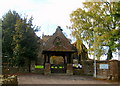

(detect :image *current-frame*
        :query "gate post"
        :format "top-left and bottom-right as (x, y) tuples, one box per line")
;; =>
(66, 64), (73, 75)
(66, 54), (73, 75)
(44, 63), (51, 75)
(109, 60), (119, 80)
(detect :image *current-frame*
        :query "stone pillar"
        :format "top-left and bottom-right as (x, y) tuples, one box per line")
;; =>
(109, 60), (119, 80)
(31, 61), (35, 73)
(66, 64), (73, 75)
(44, 63), (51, 75)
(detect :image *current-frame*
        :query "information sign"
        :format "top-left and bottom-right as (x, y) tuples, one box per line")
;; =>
(100, 64), (109, 69)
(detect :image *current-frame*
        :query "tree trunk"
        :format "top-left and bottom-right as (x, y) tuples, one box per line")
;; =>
(78, 54), (81, 63)
(107, 47), (113, 60)
(28, 59), (31, 72)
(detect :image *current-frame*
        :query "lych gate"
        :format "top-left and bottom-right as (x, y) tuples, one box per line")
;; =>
(42, 26), (77, 75)
(43, 51), (75, 73)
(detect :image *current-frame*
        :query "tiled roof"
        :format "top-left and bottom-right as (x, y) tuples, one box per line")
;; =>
(43, 26), (76, 52)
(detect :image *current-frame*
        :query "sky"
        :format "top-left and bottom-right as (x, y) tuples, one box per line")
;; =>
(0, 0), (85, 41)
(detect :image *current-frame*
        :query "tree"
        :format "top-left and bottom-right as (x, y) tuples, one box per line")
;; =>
(2, 10), (21, 64)
(13, 17), (39, 71)
(2, 11), (40, 71)
(68, 2), (120, 60)
(112, 1), (120, 18)
(73, 38), (88, 61)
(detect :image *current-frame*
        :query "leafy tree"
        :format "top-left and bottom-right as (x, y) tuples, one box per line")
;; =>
(2, 11), (40, 72)
(112, 1), (120, 18)
(13, 17), (39, 71)
(68, 2), (120, 60)
(73, 38), (88, 61)
(2, 10), (21, 64)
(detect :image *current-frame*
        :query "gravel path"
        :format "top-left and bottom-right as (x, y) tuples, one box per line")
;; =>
(18, 74), (119, 85)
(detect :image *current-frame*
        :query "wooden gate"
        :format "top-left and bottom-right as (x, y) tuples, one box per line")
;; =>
(51, 64), (66, 73)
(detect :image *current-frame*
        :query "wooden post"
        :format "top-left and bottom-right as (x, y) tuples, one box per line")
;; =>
(44, 54), (46, 64)
(63, 55), (66, 64)
(48, 54), (50, 63)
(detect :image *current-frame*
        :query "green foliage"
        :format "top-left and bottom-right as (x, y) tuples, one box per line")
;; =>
(112, 1), (120, 18)
(13, 17), (39, 67)
(2, 10), (40, 68)
(2, 10), (21, 64)
(68, 2), (120, 60)
(2, 10), (20, 59)
(74, 40), (88, 60)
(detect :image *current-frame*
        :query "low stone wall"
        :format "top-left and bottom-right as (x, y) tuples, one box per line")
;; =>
(118, 61), (120, 79)
(79, 60), (120, 81)
(81, 60), (94, 76)
(3, 65), (45, 75)
(73, 69), (83, 75)
(96, 61), (109, 79)
(96, 60), (120, 81)
(35, 68), (44, 74)
(109, 60), (120, 80)
(2, 67), (29, 74)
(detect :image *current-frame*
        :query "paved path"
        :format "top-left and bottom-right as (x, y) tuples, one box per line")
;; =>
(18, 74), (119, 85)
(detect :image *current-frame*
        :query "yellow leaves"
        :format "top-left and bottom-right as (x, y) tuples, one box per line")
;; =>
(16, 44), (19, 49)
(89, 48), (94, 51)
(100, 32), (109, 39)
(111, 29), (118, 35)
(68, 1), (120, 59)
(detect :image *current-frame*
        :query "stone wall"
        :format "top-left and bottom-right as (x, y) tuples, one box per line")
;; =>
(109, 60), (120, 80)
(79, 60), (120, 81)
(96, 60), (120, 81)
(81, 60), (94, 75)
(96, 61), (109, 79)
(2, 67), (29, 74)
(118, 61), (120, 79)
(73, 69), (83, 75)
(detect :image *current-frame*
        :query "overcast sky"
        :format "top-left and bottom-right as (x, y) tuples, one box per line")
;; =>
(0, 0), (85, 41)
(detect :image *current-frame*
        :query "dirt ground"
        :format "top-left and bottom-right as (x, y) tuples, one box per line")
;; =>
(17, 73), (120, 85)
